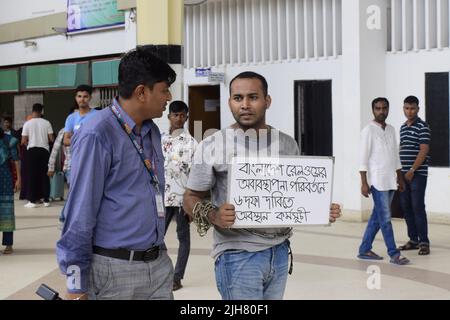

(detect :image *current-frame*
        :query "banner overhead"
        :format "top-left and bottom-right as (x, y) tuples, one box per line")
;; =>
(67, 0), (125, 33)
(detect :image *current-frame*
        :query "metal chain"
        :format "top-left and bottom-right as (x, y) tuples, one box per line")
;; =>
(192, 201), (216, 237)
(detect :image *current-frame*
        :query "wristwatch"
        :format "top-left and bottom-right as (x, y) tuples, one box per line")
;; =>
(409, 168), (415, 172)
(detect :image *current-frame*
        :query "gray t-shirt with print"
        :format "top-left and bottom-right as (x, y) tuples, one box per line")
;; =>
(187, 126), (300, 259)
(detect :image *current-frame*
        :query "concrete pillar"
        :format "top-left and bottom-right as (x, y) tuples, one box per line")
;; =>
(341, 0), (388, 221)
(136, 0), (184, 131)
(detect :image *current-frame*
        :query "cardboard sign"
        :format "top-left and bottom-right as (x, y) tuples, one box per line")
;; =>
(228, 156), (334, 228)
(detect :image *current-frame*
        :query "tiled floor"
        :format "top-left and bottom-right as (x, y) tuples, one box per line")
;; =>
(1, 198), (450, 300)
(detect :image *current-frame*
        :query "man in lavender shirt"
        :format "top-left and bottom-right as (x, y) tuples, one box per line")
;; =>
(56, 46), (176, 300)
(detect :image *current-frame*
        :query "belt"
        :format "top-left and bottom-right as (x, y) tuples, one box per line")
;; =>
(93, 245), (160, 262)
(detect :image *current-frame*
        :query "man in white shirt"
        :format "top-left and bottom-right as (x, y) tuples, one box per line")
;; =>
(21, 103), (54, 208)
(161, 101), (197, 291)
(357, 97), (410, 265)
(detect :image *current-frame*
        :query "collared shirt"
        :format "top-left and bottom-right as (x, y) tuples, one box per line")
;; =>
(56, 99), (166, 293)
(48, 128), (71, 172)
(359, 121), (402, 191)
(161, 129), (197, 207)
(64, 109), (97, 170)
(64, 109), (98, 133)
(399, 117), (431, 176)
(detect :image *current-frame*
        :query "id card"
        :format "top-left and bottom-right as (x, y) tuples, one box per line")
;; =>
(156, 194), (165, 217)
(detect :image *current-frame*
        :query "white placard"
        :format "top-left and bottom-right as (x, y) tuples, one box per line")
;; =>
(227, 156), (334, 228)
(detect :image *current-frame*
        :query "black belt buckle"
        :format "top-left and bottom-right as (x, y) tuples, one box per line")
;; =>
(142, 246), (159, 262)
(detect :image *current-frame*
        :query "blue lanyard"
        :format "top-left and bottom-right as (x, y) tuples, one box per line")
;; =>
(109, 102), (160, 193)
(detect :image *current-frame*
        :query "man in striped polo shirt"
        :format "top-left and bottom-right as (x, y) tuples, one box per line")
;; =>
(398, 95), (431, 255)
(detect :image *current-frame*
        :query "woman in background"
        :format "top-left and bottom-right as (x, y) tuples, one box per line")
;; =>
(0, 127), (21, 254)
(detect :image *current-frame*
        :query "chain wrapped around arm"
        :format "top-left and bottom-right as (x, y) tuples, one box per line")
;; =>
(192, 201), (217, 237)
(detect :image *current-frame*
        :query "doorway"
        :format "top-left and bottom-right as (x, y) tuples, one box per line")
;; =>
(44, 90), (77, 134)
(188, 85), (221, 141)
(294, 80), (333, 156)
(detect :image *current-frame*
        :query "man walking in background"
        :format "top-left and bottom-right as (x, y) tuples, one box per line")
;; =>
(21, 103), (54, 208)
(63, 84), (97, 184)
(162, 101), (197, 291)
(357, 97), (409, 265)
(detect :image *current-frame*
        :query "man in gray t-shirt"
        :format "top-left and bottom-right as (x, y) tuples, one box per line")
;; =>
(184, 71), (341, 300)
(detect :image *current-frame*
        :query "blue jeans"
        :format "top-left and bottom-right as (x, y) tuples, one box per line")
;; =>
(164, 207), (190, 282)
(64, 170), (70, 185)
(214, 240), (289, 300)
(399, 174), (429, 246)
(359, 187), (400, 258)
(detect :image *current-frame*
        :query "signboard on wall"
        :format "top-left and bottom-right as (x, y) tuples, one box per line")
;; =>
(67, 0), (125, 33)
(195, 67), (211, 77)
(208, 72), (225, 83)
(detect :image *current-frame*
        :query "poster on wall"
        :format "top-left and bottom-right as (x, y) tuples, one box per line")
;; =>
(67, 0), (125, 33)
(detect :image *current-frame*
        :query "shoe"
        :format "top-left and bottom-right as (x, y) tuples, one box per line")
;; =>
(44, 202), (50, 207)
(357, 250), (383, 260)
(390, 255), (410, 265)
(418, 245), (430, 255)
(24, 202), (38, 208)
(173, 280), (183, 291)
(398, 241), (419, 251)
(2, 246), (13, 254)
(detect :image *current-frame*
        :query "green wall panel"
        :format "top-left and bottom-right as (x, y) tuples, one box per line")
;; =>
(92, 59), (120, 86)
(0, 69), (19, 92)
(58, 64), (77, 87)
(26, 64), (59, 88)
(21, 62), (90, 90)
(75, 62), (89, 86)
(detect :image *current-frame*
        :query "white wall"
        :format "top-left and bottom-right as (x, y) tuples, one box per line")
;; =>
(386, 49), (450, 218)
(0, 7), (136, 67)
(183, 58), (346, 205)
(0, 29), (127, 66)
(0, 0), (66, 24)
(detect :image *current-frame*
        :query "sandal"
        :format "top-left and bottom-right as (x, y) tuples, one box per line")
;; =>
(390, 255), (410, 265)
(357, 250), (383, 260)
(418, 245), (430, 255)
(398, 241), (419, 251)
(3, 246), (13, 254)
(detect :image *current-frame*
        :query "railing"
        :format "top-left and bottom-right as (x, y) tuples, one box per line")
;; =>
(388, 0), (450, 52)
(184, 0), (342, 68)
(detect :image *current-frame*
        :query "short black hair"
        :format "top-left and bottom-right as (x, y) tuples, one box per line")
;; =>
(169, 100), (188, 114)
(229, 71), (268, 97)
(3, 116), (12, 123)
(118, 45), (176, 99)
(32, 103), (44, 113)
(75, 84), (92, 95)
(404, 95), (419, 105)
(371, 97), (389, 110)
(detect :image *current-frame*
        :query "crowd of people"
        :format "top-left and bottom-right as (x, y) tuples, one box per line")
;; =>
(0, 45), (432, 300)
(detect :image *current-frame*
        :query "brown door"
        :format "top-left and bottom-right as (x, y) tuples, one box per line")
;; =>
(188, 85), (221, 141)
